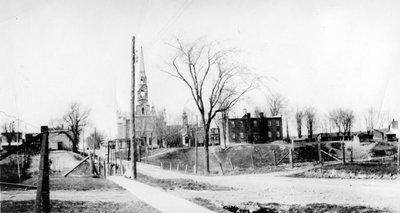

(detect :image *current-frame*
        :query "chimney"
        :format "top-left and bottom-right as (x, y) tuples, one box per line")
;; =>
(259, 112), (264, 118)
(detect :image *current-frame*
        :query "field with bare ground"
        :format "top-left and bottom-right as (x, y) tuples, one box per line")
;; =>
(291, 163), (398, 179)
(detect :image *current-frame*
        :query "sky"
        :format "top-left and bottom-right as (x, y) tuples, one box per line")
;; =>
(1, 0), (399, 138)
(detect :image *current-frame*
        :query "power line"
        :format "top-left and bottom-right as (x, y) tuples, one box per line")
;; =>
(0, 110), (40, 129)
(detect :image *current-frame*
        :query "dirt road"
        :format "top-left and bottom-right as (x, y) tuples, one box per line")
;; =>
(137, 162), (400, 212)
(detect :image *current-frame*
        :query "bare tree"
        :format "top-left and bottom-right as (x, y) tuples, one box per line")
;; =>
(86, 130), (105, 149)
(267, 94), (286, 116)
(166, 38), (254, 173)
(2, 122), (16, 146)
(304, 107), (317, 142)
(59, 103), (90, 153)
(282, 109), (291, 141)
(319, 115), (331, 134)
(295, 109), (303, 138)
(329, 108), (355, 140)
(154, 109), (167, 147)
(377, 111), (393, 129)
(363, 107), (378, 133)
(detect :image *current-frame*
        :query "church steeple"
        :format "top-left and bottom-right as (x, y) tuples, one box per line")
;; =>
(137, 47), (149, 115)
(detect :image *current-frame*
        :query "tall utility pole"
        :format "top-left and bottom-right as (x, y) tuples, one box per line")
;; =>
(131, 36), (137, 179)
(194, 115), (198, 174)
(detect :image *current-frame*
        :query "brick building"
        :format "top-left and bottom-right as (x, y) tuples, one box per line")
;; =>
(228, 112), (283, 144)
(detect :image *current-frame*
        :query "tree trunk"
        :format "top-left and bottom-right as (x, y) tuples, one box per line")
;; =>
(204, 130), (210, 174)
(297, 122), (302, 138)
(286, 121), (290, 142)
(222, 112), (227, 148)
(203, 120), (210, 174)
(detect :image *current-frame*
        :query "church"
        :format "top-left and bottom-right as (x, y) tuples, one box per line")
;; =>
(116, 47), (157, 148)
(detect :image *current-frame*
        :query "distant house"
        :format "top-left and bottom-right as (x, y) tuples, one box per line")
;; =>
(354, 132), (373, 143)
(316, 132), (353, 142)
(48, 128), (73, 150)
(0, 132), (23, 147)
(227, 112), (283, 144)
(373, 129), (397, 142)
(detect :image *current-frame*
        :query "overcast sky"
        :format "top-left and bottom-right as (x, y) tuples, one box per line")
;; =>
(1, 0), (399, 137)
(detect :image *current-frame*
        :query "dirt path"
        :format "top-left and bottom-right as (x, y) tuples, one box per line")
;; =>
(137, 162), (400, 212)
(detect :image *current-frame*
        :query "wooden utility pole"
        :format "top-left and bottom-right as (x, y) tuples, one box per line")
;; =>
(94, 128), (96, 157)
(194, 115), (198, 174)
(131, 36), (137, 179)
(34, 126), (50, 213)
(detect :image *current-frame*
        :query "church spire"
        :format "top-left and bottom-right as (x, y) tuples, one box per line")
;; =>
(140, 46), (145, 75)
(137, 46), (149, 114)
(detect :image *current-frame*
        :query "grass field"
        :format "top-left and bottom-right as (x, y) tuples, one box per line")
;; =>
(221, 201), (390, 213)
(136, 172), (234, 191)
(190, 198), (390, 213)
(291, 163), (399, 179)
(145, 144), (292, 175)
(0, 200), (160, 213)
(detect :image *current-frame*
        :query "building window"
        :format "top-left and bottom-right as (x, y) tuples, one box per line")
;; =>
(253, 133), (259, 140)
(276, 120), (280, 126)
(268, 120), (272, 127)
(232, 133), (236, 139)
(268, 131), (272, 138)
(253, 120), (258, 127)
(277, 131), (280, 138)
(142, 107), (145, 115)
(240, 132), (244, 139)
(231, 121), (235, 127)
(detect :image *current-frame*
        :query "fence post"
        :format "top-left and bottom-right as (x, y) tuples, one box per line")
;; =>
(229, 158), (234, 170)
(350, 140), (354, 163)
(318, 143), (323, 166)
(185, 164), (188, 173)
(160, 162), (163, 169)
(219, 162), (224, 175)
(34, 126), (50, 213)
(170, 161), (172, 171)
(290, 139), (294, 168)
(177, 163), (180, 171)
(341, 142), (346, 164)
(250, 154), (255, 169)
(273, 150), (277, 166)
(17, 153), (21, 183)
(103, 160), (106, 177)
(98, 157), (101, 176)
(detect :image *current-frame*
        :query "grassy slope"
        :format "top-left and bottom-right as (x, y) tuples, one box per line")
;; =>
(145, 144), (291, 174)
(292, 163), (398, 179)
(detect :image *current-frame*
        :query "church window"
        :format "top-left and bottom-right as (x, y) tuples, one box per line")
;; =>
(142, 107), (145, 115)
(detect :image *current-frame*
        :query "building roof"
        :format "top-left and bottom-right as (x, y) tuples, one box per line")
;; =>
(374, 129), (396, 135)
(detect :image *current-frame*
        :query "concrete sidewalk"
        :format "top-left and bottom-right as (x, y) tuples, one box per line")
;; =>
(108, 176), (215, 213)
